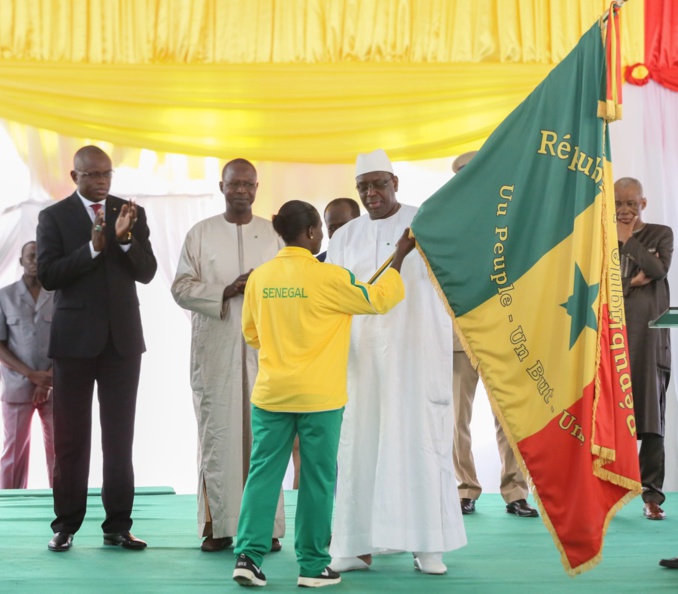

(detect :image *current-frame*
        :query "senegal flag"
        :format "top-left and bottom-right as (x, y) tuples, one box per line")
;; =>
(411, 7), (640, 576)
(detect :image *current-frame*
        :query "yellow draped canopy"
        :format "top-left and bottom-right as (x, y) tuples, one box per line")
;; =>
(0, 0), (644, 163)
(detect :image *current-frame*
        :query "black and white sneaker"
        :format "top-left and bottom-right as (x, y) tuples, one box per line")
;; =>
(297, 567), (341, 588)
(233, 553), (267, 587)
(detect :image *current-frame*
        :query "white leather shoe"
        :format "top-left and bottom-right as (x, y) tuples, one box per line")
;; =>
(329, 557), (371, 573)
(413, 552), (447, 575)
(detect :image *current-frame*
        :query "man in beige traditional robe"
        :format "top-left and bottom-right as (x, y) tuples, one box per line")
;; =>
(172, 159), (285, 552)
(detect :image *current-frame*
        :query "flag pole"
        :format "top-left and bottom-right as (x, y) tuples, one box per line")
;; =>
(367, 228), (416, 284)
(603, 0), (628, 22)
(367, 251), (395, 284)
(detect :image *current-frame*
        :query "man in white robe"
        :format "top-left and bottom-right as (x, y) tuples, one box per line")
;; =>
(328, 149), (466, 575)
(172, 159), (285, 552)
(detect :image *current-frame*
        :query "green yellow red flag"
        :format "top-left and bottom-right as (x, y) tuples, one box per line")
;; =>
(411, 5), (640, 576)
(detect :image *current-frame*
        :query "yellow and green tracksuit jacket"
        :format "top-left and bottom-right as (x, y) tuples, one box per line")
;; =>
(242, 246), (404, 412)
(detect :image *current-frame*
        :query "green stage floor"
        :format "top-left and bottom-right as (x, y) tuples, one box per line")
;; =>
(0, 489), (676, 593)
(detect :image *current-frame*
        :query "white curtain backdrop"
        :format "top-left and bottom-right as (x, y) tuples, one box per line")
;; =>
(609, 81), (678, 491)
(0, 150), (460, 493)
(1, 81), (677, 495)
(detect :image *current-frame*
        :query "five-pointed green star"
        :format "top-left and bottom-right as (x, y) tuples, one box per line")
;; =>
(560, 264), (599, 349)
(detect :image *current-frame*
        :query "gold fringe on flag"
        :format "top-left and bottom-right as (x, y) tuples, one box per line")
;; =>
(598, 2), (624, 121)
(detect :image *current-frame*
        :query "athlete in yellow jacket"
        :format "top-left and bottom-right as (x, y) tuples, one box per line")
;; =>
(233, 200), (414, 588)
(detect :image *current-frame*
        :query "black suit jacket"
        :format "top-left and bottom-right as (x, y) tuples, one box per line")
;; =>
(36, 193), (157, 359)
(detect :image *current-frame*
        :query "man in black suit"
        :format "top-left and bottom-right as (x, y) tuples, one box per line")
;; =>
(37, 145), (157, 552)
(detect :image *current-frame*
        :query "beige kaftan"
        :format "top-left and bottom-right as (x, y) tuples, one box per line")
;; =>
(171, 214), (286, 538)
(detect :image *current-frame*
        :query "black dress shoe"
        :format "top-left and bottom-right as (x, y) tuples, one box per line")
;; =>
(506, 499), (539, 517)
(460, 498), (476, 514)
(103, 531), (147, 550)
(48, 532), (74, 552)
(659, 556), (678, 569)
(270, 537), (282, 552)
(201, 535), (233, 552)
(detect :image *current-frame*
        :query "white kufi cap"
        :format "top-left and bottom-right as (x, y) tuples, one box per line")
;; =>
(355, 149), (394, 178)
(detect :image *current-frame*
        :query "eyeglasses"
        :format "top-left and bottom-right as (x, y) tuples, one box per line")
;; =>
(75, 170), (114, 180)
(356, 177), (393, 195)
(224, 181), (256, 190)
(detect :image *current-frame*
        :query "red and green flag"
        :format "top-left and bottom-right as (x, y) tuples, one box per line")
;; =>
(411, 6), (640, 576)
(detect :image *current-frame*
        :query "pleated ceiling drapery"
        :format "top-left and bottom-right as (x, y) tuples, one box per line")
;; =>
(0, 60), (555, 162)
(0, 0), (644, 64)
(0, 0), (644, 164)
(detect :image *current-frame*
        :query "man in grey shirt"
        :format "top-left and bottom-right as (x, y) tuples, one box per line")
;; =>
(0, 241), (54, 489)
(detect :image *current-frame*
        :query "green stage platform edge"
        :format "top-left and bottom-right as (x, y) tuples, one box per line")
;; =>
(0, 486), (176, 498)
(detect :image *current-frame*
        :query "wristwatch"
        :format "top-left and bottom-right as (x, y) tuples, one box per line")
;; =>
(118, 232), (132, 245)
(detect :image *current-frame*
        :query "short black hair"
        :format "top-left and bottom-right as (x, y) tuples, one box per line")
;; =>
(20, 240), (36, 258)
(324, 198), (360, 218)
(222, 158), (256, 179)
(272, 201), (320, 243)
(73, 145), (109, 168)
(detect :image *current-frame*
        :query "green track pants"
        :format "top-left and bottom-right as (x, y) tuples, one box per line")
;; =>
(235, 405), (343, 577)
